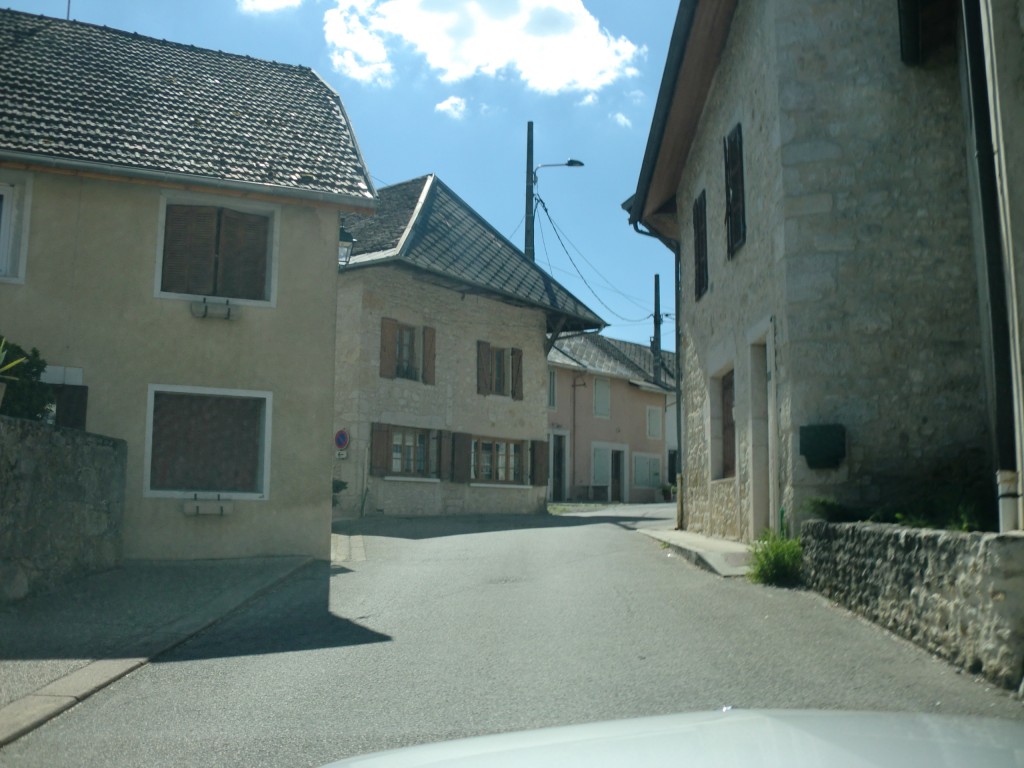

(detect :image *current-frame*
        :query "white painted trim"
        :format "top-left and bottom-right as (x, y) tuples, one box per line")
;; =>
(469, 483), (533, 490)
(591, 440), (630, 503)
(153, 190), (281, 307)
(384, 476), (441, 484)
(593, 375), (611, 419)
(646, 405), (663, 439)
(143, 383), (273, 500)
(0, 170), (32, 283)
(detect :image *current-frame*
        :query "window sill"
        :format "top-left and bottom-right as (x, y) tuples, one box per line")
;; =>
(469, 483), (532, 490)
(145, 490), (267, 501)
(156, 290), (274, 308)
(384, 476), (441, 484)
(0, 275), (25, 284)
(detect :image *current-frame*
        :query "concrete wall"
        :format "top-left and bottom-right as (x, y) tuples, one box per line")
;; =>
(802, 520), (1024, 690)
(673, 0), (989, 540)
(0, 168), (339, 560)
(547, 364), (669, 503)
(333, 267), (548, 516)
(0, 416), (126, 601)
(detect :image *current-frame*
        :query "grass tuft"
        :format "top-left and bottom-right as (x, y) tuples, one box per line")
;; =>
(747, 530), (803, 588)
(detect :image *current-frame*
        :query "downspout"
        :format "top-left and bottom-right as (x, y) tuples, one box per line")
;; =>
(961, 0), (1020, 530)
(634, 222), (686, 529)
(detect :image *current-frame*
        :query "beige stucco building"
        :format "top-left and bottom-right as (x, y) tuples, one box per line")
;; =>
(628, 0), (998, 540)
(333, 175), (602, 517)
(547, 335), (674, 504)
(0, 11), (375, 559)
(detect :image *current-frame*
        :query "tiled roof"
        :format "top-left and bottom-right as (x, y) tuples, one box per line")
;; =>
(0, 9), (375, 205)
(550, 333), (675, 389)
(341, 175), (605, 333)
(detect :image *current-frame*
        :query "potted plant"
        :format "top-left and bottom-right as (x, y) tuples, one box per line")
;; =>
(0, 337), (28, 409)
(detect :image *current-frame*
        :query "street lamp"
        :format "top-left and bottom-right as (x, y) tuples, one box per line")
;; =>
(524, 121), (583, 263)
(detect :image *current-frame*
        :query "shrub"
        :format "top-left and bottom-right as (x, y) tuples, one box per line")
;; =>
(748, 529), (803, 588)
(0, 337), (50, 420)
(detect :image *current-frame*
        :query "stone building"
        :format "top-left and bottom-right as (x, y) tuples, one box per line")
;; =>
(334, 174), (602, 517)
(626, 0), (996, 540)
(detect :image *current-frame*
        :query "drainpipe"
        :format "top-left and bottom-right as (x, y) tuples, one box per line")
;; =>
(961, 0), (1020, 530)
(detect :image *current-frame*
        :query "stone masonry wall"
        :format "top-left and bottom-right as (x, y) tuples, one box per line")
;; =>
(0, 416), (126, 601)
(803, 520), (1024, 689)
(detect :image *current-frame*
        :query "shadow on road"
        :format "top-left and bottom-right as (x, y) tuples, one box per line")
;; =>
(333, 510), (672, 540)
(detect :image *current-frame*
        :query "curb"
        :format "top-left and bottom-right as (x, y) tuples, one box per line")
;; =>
(638, 529), (750, 578)
(0, 557), (313, 748)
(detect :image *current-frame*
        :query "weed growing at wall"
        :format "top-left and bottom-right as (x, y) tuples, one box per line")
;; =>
(0, 337), (49, 421)
(748, 529), (803, 588)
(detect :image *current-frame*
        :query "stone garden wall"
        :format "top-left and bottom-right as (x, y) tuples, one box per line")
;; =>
(0, 415), (126, 601)
(802, 520), (1024, 690)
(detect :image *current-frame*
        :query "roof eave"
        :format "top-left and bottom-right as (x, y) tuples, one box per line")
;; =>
(0, 149), (378, 211)
(628, 0), (738, 231)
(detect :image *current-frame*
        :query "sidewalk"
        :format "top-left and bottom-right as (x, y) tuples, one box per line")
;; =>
(637, 526), (751, 577)
(0, 556), (310, 747)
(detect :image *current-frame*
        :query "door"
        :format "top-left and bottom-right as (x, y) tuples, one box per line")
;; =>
(551, 434), (566, 501)
(611, 450), (623, 502)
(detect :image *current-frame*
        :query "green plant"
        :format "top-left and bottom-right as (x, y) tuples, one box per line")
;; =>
(801, 496), (864, 523)
(0, 337), (49, 420)
(748, 529), (803, 588)
(332, 479), (348, 494)
(0, 337), (27, 380)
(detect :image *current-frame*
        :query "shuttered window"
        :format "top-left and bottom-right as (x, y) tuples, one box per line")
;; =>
(724, 124), (746, 258)
(594, 377), (611, 418)
(693, 191), (708, 300)
(369, 422), (443, 479)
(477, 341), (524, 399)
(149, 390), (267, 495)
(470, 437), (528, 484)
(161, 204), (270, 300)
(380, 318), (436, 384)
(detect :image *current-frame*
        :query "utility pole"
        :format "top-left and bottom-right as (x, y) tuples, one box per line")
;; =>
(525, 121), (535, 262)
(652, 274), (663, 387)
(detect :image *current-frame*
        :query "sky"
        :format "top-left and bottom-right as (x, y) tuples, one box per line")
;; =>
(4, 0), (680, 350)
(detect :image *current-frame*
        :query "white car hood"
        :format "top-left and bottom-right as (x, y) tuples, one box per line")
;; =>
(322, 709), (1024, 768)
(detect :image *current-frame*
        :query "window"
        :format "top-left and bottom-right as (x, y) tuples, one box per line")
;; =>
(547, 368), (557, 409)
(476, 341), (523, 399)
(0, 172), (31, 281)
(160, 202), (273, 301)
(693, 190), (708, 300)
(633, 454), (662, 488)
(711, 368), (736, 480)
(594, 377), (610, 418)
(646, 406), (663, 439)
(370, 423), (444, 479)
(724, 123), (746, 257)
(146, 386), (270, 498)
(471, 438), (526, 484)
(380, 318), (435, 384)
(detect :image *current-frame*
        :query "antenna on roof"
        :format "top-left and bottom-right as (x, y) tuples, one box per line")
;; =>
(66, 1), (71, 20)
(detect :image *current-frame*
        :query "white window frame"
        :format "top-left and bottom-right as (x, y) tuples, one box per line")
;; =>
(0, 171), (33, 283)
(646, 406), (663, 439)
(633, 452), (662, 489)
(143, 384), (273, 500)
(593, 376), (611, 419)
(154, 191), (280, 306)
(547, 368), (557, 410)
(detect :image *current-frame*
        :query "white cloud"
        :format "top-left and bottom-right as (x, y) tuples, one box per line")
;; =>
(578, 92), (598, 107)
(627, 89), (644, 104)
(238, 0), (302, 13)
(611, 112), (632, 128)
(324, 0), (644, 93)
(435, 95), (467, 119)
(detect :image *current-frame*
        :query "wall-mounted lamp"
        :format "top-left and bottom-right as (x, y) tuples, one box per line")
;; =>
(338, 225), (356, 268)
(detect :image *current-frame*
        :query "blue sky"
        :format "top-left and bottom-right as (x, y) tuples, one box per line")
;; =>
(5, 0), (679, 349)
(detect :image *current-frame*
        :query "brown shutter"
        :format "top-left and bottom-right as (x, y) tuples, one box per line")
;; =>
(422, 326), (436, 385)
(452, 432), (472, 484)
(510, 347), (524, 401)
(438, 430), (452, 480)
(218, 208), (269, 300)
(380, 318), (398, 379)
(531, 439), (549, 487)
(370, 422), (391, 476)
(476, 341), (491, 395)
(162, 205), (217, 295)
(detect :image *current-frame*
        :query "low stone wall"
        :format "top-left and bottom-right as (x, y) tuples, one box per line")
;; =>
(802, 520), (1024, 690)
(0, 416), (126, 601)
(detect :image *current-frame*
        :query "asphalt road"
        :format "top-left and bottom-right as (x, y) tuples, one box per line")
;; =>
(2, 506), (1021, 767)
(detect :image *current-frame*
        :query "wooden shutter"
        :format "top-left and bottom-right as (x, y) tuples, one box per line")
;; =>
(438, 430), (452, 480)
(693, 191), (708, 300)
(510, 347), (524, 401)
(151, 393), (262, 492)
(380, 318), (398, 379)
(218, 208), (269, 300)
(370, 422), (391, 477)
(722, 371), (736, 478)
(422, 326), (436, 385)
(452, 432), (472, 483)
(531, 439), (549, 487)
(162, 205), (217, 295)
(724, 124), (746, 257)
(476, 341), (491, 395)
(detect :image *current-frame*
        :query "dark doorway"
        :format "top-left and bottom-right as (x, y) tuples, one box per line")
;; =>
(551, 434), (566, 501)
(611, 450), (623, 502)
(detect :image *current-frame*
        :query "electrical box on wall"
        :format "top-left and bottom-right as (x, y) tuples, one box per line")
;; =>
(799, 424), (846, 469)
